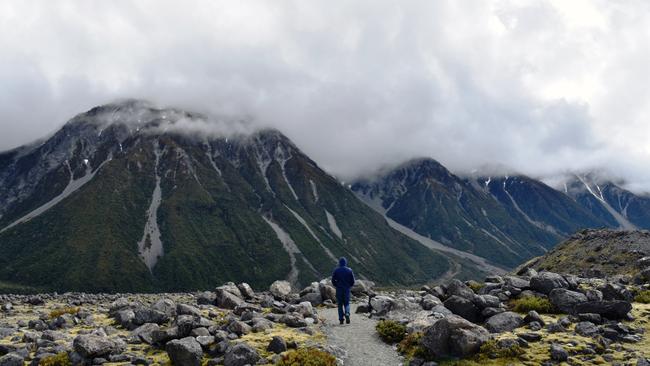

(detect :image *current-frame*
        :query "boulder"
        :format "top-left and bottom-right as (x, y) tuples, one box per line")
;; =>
(446, 280), (475, 300)
(177, 304), (202, 317)
(503, 276), (530, 289)
(473, 295), (501, 309)
(131, 323), (159, 344)
(300, 292), (323, 306)
(421, 295), (443, 310)
(115, 309), (136, 329)
(224, 343), (260, 366)
(133, 308), (168, 325)
(530, 272), (569, 294)
(443, 296), (481, 323)
(151, 298), (176, 318)
(0, 354), (23, 366)
(549, 289), (588, 314)
(197, 291), (216, 305)
(550, 343), (568, 362)
(421, 315), (489, 358)
(267, 336), (287, 354)
(166, 337), (203, 366)
(351, 280), (375, 296)
(217, 282), (244, 298)
(237, 283), (256, 299)
(319, 282), (336, 303)
(573, 301), (632, 320)
(600, 283), (634, 302)
(73, 334), (126, 358)
(484, 312), (524, 333)
(227, 320), (252, 336)
(215, 289), (244, 310)
(523, 311), (545, 326)
(269, 281), (292, 300)
(370, 296), (396, 316)
(575, 321), (599, 337)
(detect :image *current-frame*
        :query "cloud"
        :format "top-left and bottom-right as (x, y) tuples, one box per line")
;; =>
(1, 0), (650, 190)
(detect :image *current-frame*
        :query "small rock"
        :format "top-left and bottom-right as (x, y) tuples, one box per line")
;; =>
(550, 343), (568, 362)
(267, 336), (287, 354)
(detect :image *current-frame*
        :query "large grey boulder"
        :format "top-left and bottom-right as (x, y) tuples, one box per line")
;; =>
(319, 281), (337, 302)
(151, 298), (176, 318)
(599, 283), (634, 302)
(473, 294), (501, 309)
(575, 321), (599, 337)
(446, 280), (475, 300)
(573, 301), (632, 320)
(421, 315), (489, 358)
(196, 291), (216, 305)
(370, 296), (396, 316)
(530, 272), (569, 294)
(484, 311), (524, 333)
(351, 280), (375, 296)
(0, 354), (23, 366)
(269, 281), (292, 300)
(133, 308), (168, 325)
(237, 283), (256, 299)
(215, 289), (244, 310)
(73, 334), (126, 358)
(224, 343), (260, 366)
(131, 323), (160, 344)
(217, 282), (244, 299)
(443, 295), (481, 323)
(177, 304), (202, 317)
(549, 289), (588, 314)
(166, 337), (203, 366)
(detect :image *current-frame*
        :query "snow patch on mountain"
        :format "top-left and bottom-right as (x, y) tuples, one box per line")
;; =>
(310, 180), (319, 202)
(576, 175), (636, 230)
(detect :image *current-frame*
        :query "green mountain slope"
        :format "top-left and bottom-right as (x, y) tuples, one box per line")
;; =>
(0, 101), (458, 292)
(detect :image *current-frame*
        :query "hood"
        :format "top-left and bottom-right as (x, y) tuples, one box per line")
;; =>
(338, 257), (347, 267)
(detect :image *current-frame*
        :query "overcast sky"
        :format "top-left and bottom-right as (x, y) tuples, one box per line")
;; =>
(2, 1), (650, 188)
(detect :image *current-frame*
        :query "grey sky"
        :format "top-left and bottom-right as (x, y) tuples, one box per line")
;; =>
(2, 1), (650, 189)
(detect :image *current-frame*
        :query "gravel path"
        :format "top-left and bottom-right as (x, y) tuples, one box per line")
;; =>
(321, 305), (403, 366)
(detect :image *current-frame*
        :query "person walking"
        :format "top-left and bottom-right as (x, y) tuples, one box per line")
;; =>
(331, 257), (355, 324)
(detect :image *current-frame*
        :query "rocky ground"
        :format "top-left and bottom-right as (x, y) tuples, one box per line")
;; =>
(1, 266), (650, 365)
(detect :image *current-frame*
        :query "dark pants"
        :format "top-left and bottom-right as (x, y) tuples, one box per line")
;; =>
(336, 288), (351, 321)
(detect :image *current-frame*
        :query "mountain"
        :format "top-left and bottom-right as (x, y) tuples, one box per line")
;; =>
(0, 100), (465, 292)
(518, 228), (650, 280)
(352, 158), (650, 269)
(565, 174), (650, 230)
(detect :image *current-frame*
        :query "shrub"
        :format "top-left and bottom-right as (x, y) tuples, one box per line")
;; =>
(397, 332), (434, 361)
(477, 339), (523, 359)
(376, 320), (407, 344)
(49, 307), (80, 319)
(635, 290), (650, 304)
(39, 353), (72, 366)
(511, 296), (554, 314)
(276, 348), (336, 366)
(467, 281), (485, 293)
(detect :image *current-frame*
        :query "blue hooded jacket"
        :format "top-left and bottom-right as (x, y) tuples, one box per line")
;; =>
(331, 257), (355, 293)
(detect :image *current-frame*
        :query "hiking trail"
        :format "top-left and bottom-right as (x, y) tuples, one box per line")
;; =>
(321, 305), (403, 366)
